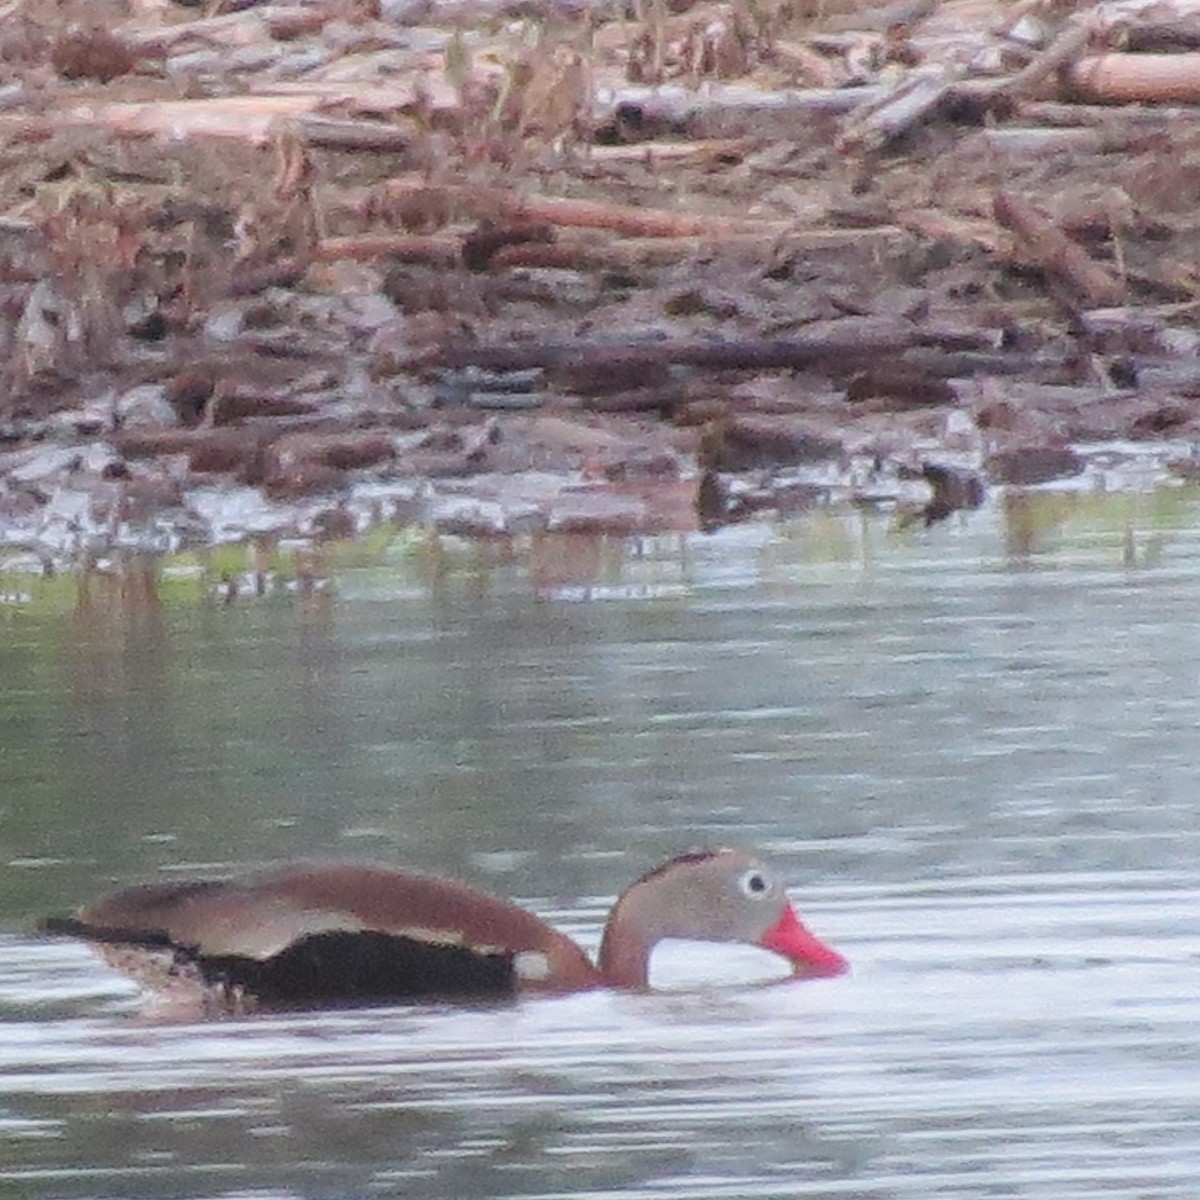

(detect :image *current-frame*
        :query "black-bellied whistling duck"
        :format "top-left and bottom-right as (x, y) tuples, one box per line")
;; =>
(43, 848), (847, 1013)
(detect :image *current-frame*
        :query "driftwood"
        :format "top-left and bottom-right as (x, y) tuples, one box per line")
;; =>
(434, 336), (908, 375)
(832, 5), (1095, 150)
(592, 83), (884, 140)
(316, 226), (910, 273)
(954, 15), (1099, 109)
(1068, 52), (1200, 104)
(586, 139), (753, 163)
(977, 126), (1110, 157)
(293, 117), (416, 154)
(488, 226), (907, 271)
(431, 324), (995, 376)
(838, 63), (967, 153)
(378, 182), (794, 239)
(993, 190), (1124, 308)
(1119, 20), (1200, 53)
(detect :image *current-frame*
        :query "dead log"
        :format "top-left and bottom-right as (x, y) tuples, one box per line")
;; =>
(433, 330), (924, 375)
(488, 227), (907, 272)
(1068, 52), (1200, 104)
(293, 117), (415, 154)
(838, 64), (966, 153)
(952, 15), (1098, 111)
(1118, 20), (1200, 53)
(592, 83), (884, 141)
(378, 182), (792, 239)
(993, 191), (1124, 307)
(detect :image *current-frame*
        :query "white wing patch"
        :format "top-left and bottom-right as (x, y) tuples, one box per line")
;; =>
(514, 951), (551, 982)
(390, 926), (466, 948)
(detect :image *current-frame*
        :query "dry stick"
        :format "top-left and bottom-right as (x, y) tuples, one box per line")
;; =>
(946, 15), (1099, 119)
(379, 181), (793, 238)
(585, 139), (751, 163)
(293, 117), (415, 154)
(899, 209), (1011, 255)
(982, 15), (1098, 101)
(838, 63), (967, 153)
(993, 191), (1124, 308)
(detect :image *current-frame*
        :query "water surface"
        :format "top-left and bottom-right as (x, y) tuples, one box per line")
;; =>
(2, 490), (1198, 1198)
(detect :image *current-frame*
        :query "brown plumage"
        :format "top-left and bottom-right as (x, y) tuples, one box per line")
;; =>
(42, 849), (846, 1014)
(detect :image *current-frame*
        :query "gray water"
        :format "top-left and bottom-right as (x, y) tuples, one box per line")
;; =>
(1, 489), (1199, 1198)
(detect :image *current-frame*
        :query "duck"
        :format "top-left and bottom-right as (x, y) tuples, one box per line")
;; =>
(42, 848), (847, 1013)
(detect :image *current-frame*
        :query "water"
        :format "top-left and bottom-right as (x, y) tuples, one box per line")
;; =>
(1, 489), (1199, 1198)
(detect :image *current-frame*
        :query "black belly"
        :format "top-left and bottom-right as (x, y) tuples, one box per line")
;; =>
(197, 930), (517, 1007)
(44, 916), (518, 1009)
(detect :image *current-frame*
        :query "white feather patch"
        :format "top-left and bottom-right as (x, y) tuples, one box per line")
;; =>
(514, 951), (551, 982)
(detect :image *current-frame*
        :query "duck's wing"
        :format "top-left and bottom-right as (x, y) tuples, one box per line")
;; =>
(52, 863), (599, 1000)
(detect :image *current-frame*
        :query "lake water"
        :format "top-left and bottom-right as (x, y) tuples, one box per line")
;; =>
(1, 487), (1199, 1199)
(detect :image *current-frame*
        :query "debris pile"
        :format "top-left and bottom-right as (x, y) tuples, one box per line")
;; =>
(2, 0), (1200, 557)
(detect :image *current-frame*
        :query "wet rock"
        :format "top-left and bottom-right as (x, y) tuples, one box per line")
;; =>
(918, 462), (985, 524)
(985, 447), (1085, 486)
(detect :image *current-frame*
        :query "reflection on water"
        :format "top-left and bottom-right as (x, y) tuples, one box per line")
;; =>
(3, 488), (1200, 1198)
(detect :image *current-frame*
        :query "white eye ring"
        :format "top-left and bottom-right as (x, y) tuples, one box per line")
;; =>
(739, 869), (771, 898)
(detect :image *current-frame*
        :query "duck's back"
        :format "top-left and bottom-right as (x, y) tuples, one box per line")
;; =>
(73, 863), (600, 1007)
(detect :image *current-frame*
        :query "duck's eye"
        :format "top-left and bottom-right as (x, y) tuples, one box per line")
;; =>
(739, 870), (770, 897)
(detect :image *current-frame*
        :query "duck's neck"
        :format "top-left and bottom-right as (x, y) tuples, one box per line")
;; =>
(597, 891), (659, 990)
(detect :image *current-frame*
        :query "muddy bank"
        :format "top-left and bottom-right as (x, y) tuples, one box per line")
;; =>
(3, 0), (1200, 563)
